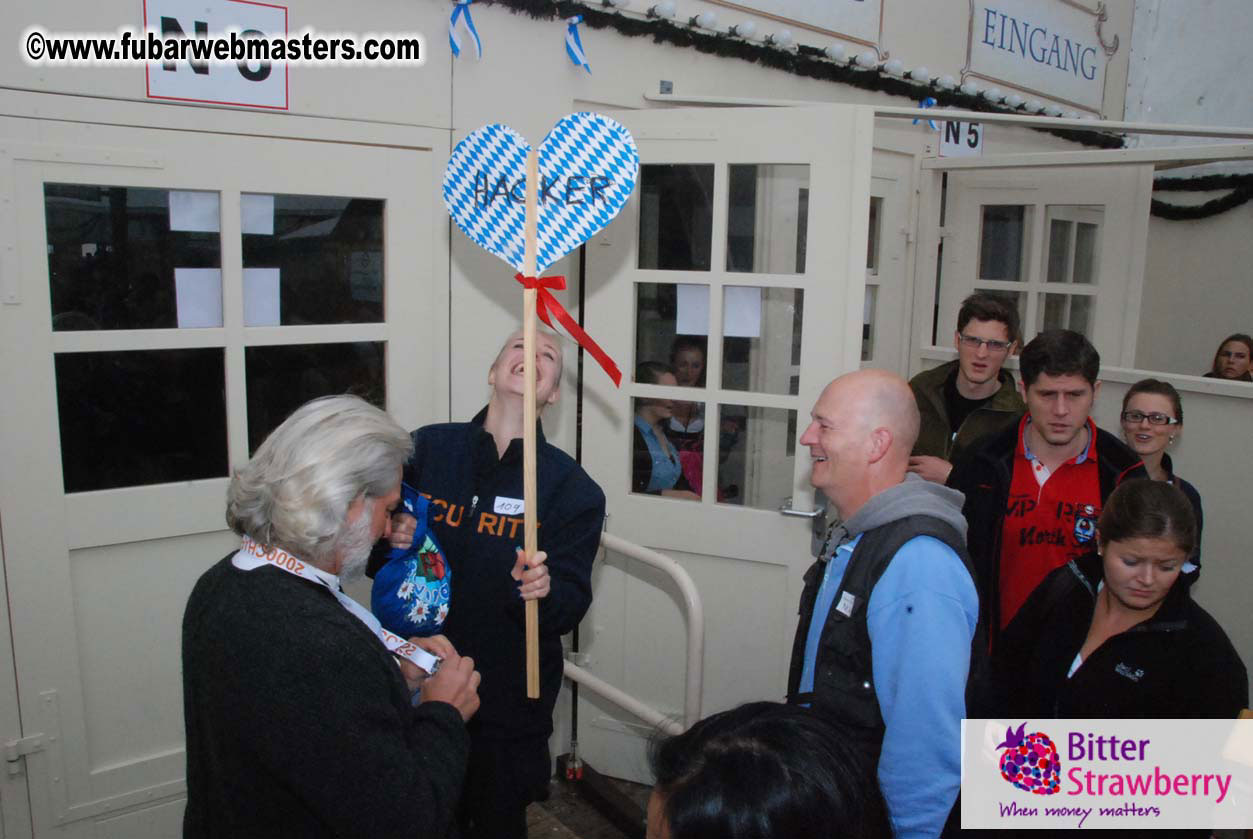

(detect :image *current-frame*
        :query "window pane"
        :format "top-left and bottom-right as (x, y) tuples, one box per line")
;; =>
(638, 165), (714, 271)
(720, 287), (803, 395)
(1047, 219), (1072, 284)
(245, 342), (385, 453)
(1074, 222), (1098, 285)
(630, 397), (704, 500)
(726, 164), (810, 274)
(716, 404), (796, 510)
(54, 348), (227, 492)
(242, 194), (383, 325)
(634, 283), (708, 386)
(46, 185), (221, 331)
(867, 196), (883, 274)
(978, 205), (1028, 282)
(1039, 293), (1094, 339)
(862, 285), (878, 361)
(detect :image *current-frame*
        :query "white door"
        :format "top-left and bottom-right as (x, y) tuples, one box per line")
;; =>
(0, 110), (444, 837)
(577, 105), (872, 781)
(938, 165), (1153, 365)
(862, 147), (918, 373)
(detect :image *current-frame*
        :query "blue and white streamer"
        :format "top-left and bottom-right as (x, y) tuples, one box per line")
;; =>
(913, 96), (939, 131)
(443, 113), (639, 274)
(565, 15), (591, 74)
(449, 0), (482, 60)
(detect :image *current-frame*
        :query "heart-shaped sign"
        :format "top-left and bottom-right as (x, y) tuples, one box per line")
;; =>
(443, 112), (639, 274)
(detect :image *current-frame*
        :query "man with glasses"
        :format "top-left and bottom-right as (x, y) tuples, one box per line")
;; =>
(948, 330), (1146, 644)
(908, 293), (1025, 484)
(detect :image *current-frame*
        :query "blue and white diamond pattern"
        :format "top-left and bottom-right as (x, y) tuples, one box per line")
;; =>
(443, 112), (639, 274)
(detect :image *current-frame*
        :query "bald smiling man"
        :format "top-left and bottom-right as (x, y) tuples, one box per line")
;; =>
(786, 370), (981, 839)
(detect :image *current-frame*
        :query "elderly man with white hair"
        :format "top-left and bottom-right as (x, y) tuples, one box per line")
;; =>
(787, 370), (981, 839)
(182, 394), (480, 839)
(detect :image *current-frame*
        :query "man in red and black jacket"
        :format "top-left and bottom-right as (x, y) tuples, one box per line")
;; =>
(948, 330), (1145, 646)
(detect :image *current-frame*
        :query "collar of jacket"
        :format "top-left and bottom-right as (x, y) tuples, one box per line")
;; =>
(915, 359), (1022, 413)
(1068, 552), (1192, 632)
(470, 405), (547, 466)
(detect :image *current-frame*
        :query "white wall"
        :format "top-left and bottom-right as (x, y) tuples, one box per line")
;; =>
(1125, 0), (1253, 150)
(1122, 0), (1253, 376)
(1135, 199), (1253, 374)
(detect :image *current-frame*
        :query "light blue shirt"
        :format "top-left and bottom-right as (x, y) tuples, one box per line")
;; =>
(800, 532), (979, 839)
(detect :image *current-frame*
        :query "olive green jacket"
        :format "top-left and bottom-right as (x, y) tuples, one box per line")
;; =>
(909, 360), (1024, 463)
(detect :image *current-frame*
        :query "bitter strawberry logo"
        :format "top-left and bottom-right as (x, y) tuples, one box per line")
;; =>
(997, 722), (1061, 795)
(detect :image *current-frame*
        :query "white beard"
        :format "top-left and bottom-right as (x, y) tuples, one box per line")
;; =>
(333, 509), (374, 585)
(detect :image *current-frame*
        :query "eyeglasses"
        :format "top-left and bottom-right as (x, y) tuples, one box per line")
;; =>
(1120, 410), (1180, 426)
(958, 334), (1011, 353)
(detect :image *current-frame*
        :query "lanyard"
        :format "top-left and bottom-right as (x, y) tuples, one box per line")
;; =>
(231, 537), (440, 675)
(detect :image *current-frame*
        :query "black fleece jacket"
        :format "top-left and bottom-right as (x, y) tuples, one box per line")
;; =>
(183, 555), (469, 839)
(993, 553), (1247, 720)
(369, 408), (605, 741)
(947, 421), (1146, 644)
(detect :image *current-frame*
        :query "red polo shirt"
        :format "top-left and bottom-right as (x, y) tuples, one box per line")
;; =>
(999, 414), (1102, 628)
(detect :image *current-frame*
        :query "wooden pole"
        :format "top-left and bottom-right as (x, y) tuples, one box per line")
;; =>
(522, 149), (541, 699)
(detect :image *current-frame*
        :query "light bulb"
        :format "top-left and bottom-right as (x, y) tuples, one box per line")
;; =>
(935, 74), (956, 90)
(689, 11), (718, 28)
(883, 58), (904, 76)
(647, 1), (676, 18)
(960, 80), (979, 96)
(855, 51), (878, 68)
(1005, 93), (1024, 109)
(823, 44), (845, 62)
(729, 21), (756, 38)
(982, 86), (1003, 103)
(909, 66), (931, 83)
(1024, 99), (1044, 113)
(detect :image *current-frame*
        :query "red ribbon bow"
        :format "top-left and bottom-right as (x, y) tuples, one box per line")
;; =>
(514, 273), (622, 387)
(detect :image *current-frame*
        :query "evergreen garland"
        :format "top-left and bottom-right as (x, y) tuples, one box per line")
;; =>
(1151, 173), (1253, 220)
(479, 0), (1124, 149)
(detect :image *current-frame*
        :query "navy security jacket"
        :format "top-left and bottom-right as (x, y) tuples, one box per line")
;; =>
(369, 408), (605, 741)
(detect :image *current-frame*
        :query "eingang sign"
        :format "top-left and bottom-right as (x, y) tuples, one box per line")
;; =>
(965, 0), (1112, 112)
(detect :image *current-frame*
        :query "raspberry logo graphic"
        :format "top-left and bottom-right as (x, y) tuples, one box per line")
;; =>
(997, 722), (1061, 795)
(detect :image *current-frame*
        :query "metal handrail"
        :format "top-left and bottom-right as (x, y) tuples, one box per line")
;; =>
(563, 531), (704, 736)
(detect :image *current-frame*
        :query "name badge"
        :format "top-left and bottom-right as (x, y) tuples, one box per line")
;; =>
(835, 590), (858, 617)
(494, 496), (525, 516)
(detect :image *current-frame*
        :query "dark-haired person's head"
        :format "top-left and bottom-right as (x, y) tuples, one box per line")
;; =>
(1120, 379), (1183, 466)
(1017, 330), (1101, 449)
(953, 293), (1020, 392)
(1209, 333), (1253, 380)
(637, 360), (676, 386)
(669, 336), (707, 388)
(636, 361), (678, 421)
(646, 702), (891, 839)
(1097, 479), (1197, 608)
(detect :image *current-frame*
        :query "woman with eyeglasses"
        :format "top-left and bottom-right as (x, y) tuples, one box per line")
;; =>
(1119, 379), (1202, 580)
(1203, 333), (1252, 381)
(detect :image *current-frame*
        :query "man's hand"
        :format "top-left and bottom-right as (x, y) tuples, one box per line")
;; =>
(389, 512), (417, 551)
(399, 635), (456, 694)
(419, 651), (481, 722)
(511, 549), (550, 601)
(907, 455), (953, 485)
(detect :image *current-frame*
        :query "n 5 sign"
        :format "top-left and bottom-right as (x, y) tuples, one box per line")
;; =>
(940, 121), (983, 158)
(144, 0), (288, 109)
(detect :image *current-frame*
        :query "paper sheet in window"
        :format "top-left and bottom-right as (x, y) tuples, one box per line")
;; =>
(244, 268), (281, 326)
(242, 194), (275, 236)
(723, 286), (762, 338)
(174, 268), (223, 328)
(169, 191), (221, 233)
(675, 283), (710, 336)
